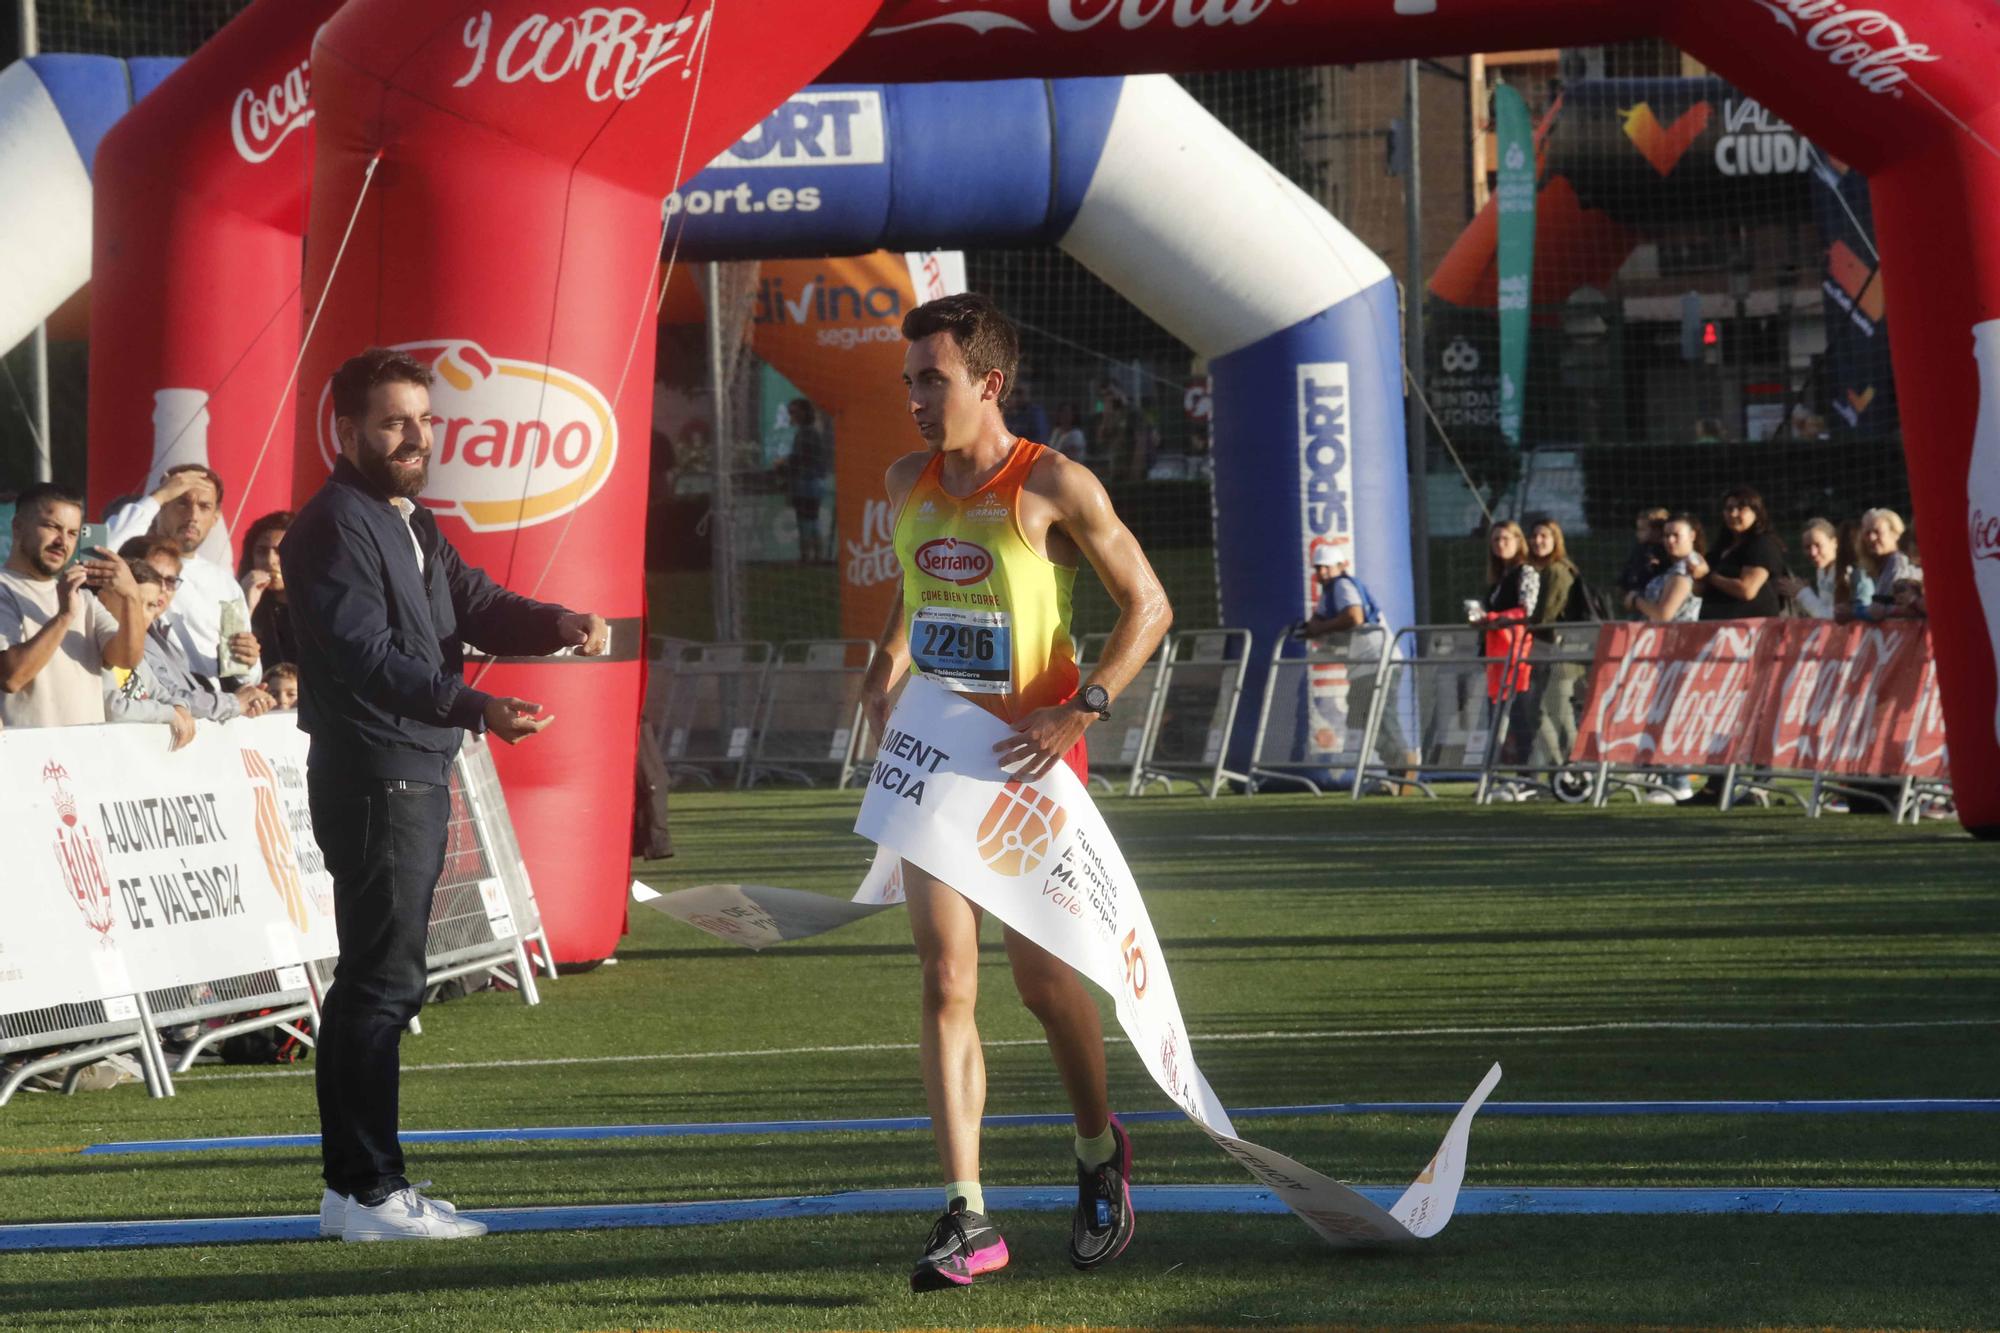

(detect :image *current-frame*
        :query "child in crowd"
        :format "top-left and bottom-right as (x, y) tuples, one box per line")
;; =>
(1617, 506), (1669, 615)
(266, 662), (299, 710)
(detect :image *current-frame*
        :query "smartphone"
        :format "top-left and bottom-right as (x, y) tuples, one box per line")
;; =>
(64, 522), (110, 571)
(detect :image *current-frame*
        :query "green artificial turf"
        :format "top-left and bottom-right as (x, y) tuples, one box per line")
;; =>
(2, 792), (1996, 1330)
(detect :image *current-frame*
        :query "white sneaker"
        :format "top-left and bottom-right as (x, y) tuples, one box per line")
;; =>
(1668, 778), (1696, 802)
(341, 1186), (488, 1242)
(319, 1189), (347, 1238)
(1640, 788), (1678, 805)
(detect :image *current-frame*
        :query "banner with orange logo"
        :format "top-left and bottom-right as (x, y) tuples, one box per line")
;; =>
(646, 677), (1502, 1249)
(0, 715), (336, 1017)
(669, 250), (964, 641)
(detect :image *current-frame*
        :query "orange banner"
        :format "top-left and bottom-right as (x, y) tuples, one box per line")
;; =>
(666, 251), (959, 642)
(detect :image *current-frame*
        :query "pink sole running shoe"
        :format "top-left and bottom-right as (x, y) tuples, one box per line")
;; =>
(910, 1197), (1010, 1291)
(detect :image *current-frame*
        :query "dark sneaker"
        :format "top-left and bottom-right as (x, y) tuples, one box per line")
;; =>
(910, 1198), (1009, 1291)
(1069, 1115), (1135, 1269)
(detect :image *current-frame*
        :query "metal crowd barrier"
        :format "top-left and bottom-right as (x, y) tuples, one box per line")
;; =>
(1372, 624), (1530, 795)
(747, 639), (876, 789)
(455, 734), (557, 980)
(1572, 622), (1780, 811)
(414, 748), (546, 1005)
(1, 994), (172, 1106)
(1134, 628), (1252, 798)
(1076, 632), (1169, 796)
(1245, 626), (1416, 796)
(651, 640), (774, 787)
(149, 964), (317, 1074)
(1477, 621), (1624, 805)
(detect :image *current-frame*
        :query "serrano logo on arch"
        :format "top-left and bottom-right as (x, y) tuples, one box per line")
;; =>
(316, 340), (618, 533)
(914, 537), (993, 585)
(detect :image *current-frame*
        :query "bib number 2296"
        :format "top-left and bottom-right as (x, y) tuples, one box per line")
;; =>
(912, 608), (1011, 695)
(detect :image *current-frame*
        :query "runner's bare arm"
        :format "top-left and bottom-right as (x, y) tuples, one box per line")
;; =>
(994, 456), (1172, 779)
(861, 453), (929, 736)
(1049, 455), (1172, 701)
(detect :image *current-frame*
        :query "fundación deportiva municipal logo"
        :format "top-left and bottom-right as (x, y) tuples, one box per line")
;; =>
(975, 780), (1068, 877)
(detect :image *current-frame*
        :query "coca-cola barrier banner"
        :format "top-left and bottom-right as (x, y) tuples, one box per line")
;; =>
(1572, 619), (1947, 781)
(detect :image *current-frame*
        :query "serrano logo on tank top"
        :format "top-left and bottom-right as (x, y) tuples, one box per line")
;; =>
(914, 537), (993, 586)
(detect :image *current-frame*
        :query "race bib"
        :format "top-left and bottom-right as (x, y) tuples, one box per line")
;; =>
(911, 607), (1012, 695)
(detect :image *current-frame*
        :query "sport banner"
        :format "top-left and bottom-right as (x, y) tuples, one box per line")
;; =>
(1572, 619), (1946, 778)
(642, 677), (1501, 1248)
(0, 715), (338, 1018)
(1493, 83), (1536, 447)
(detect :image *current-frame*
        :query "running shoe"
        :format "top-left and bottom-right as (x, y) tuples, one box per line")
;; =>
(909, 1198), (1008, 1291)
(1069, 1115), (1135, 1269)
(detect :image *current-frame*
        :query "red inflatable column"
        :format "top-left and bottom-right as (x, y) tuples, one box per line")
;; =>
(87, 0), (340, 543)
(1871, 130), (2000, 836)
(294, 1), (881, 961)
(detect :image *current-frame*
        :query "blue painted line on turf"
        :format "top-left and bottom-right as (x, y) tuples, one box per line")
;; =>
(75, 1099), (2000, 1156)
(3, 1185), (1995, 1251)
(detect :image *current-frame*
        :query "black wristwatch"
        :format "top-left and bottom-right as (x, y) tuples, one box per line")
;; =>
(1076, 682), (1112, 719)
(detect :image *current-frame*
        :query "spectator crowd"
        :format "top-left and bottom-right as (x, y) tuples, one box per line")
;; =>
(1, 467), (303, 743)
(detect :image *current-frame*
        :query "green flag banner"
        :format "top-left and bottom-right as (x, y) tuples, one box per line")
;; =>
(1494, 84), (1535, 447)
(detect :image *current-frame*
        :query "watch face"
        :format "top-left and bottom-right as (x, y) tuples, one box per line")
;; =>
(1082, 684), (1111, 715)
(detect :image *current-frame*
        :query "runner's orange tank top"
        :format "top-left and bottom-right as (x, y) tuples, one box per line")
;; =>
(894, 439), (1078, 724)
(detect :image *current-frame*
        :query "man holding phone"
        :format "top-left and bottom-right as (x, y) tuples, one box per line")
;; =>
(285, 347), (608, 1242)
(0, 483), (145, 728)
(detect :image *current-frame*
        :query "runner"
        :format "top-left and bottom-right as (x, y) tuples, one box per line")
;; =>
(860, 293), (1174, 1291)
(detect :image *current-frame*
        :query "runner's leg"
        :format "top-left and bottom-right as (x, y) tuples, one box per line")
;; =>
(905, 861), (985, 1185)
(1002, 927), (1110, 1138)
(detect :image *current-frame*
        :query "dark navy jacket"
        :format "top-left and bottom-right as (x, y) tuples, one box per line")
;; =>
(282, 457), (571, 784)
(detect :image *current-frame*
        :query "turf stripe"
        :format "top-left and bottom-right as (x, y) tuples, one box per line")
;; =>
(74, 1098), (2000, 1157)
(3, 1185), (1994, 1251)
(171, 1017), (2000, 1082)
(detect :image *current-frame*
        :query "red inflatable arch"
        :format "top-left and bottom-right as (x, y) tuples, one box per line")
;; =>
(88, 0), (340, 542)
(298, 0), (2000, 960)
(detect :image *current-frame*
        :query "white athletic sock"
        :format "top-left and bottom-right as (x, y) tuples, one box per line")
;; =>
(945, 1180), (985, 1215)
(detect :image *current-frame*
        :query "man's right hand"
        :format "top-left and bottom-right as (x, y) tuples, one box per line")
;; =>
(56, 564), (88, 622)
(485, 696), (553, 745)
(235, 685), (276, 718)
(151, 470), (199, 506)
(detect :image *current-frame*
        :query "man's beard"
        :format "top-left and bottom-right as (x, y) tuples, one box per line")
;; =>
(26, 543), (66, 577)
(359, 449), (430, 499)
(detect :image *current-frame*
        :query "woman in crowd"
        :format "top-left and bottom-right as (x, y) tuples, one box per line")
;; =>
(1524, 518), (1583, 769)
(1847, 507), (1917, 622)
(1777, 518), (1849, 618)
(1623, 514), (1704, 802)
(1048, 404), (1088, 461)
(1695, 486), (1785, 621)
(1626, 513), (1703, 623)
(237, 510), (297, 668)
(1471, 521), (1539, 764)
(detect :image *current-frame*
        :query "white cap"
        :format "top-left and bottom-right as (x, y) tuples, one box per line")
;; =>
(1309, 535), (1352, 569)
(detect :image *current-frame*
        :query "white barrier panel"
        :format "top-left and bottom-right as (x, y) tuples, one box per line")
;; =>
(0, 716), (335, 1019)
(643, 678), (1501, 1248)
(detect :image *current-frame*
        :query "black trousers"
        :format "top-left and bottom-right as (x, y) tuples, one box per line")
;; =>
(307, 774), (451, 1202)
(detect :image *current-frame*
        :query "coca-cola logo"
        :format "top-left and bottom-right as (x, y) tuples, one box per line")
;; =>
(871, 0), (1276, 39)
(231, 59), (311, 164)
(1587, 624), (1757, 765)
(316, 339), (617, 533)
(453, 6), (710, 102)
(1749, 0), (1941, 96)
(1972, 507), (2000, 561)
(915, 537), (993, 586)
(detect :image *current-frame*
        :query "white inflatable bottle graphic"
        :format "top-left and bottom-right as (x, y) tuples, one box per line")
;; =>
(150, 388), (233, 568)
(1971, 320), (2000, 746)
